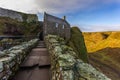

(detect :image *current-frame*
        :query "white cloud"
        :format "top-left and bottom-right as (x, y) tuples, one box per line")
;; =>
(79, 25), (120, 32)
(0, 0), (37, 13)
(0, 0), (120, 14)
(35, 0), (95, 14)
(0, 0), (120, 32)
(0, 0), (95, 14)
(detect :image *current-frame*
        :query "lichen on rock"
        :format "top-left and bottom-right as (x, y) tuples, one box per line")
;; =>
(0, 38), (38, 80)
(45, 34), (111, 80)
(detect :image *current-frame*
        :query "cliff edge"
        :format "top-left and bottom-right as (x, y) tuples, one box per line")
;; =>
(67, 27), (88, 63)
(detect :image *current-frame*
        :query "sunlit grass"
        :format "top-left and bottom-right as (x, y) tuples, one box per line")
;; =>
(83, 32), (120, 52)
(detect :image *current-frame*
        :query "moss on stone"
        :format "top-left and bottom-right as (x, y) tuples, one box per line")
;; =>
(67, 27), (88, 63)
(0, 17), (42, 35)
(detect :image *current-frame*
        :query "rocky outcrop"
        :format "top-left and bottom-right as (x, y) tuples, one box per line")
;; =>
(0, 7), (38, 22)
(67, 27), (88, 63)
(3, 23), (23, 35)
(0, 8), (22, 21)
(0, 39), (38, 80)
(0, 16), (42, 36)
(45, 35), (111, 80)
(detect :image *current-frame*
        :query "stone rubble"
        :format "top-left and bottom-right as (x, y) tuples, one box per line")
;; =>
(45, 35), (111, 80)
(0, 39), (38, 80)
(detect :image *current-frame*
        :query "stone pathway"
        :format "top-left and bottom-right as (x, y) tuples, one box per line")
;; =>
(10, 41), (51, 80)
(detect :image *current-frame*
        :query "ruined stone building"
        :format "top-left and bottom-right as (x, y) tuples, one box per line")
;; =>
(43, 13), (71, 40)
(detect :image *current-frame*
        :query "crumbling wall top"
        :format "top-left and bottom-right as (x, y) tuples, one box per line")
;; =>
(43, 12), (71, 41)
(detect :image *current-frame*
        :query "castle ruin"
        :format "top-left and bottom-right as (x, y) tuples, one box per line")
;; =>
(43, 13), (71, 40)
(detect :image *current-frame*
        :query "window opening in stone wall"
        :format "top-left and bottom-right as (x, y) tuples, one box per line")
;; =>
(56, 23), (58, 28)
(63, 25), (65, 29)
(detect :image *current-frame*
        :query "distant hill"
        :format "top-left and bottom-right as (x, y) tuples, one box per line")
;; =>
(0, 17), (42, 36)
(0, 7), (38, 22)
(0, 7), (43, 36)
(83, 32), (120, 52)
(83, 31), (120, 80)
(89, 48), (120, 80)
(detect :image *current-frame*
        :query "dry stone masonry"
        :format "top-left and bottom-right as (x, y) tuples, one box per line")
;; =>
(43, 13), (71, 41)
(0, 8), (112, 80)
(45, 35), (111, 80)
(0, 39), (38, 80)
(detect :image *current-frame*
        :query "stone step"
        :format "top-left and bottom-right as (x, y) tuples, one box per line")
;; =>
(11, 42), (51, 80)
(11, 67), (50, 80)
(20, 56), (50, 68)
(37, 44), (45, 46)
(38, 41), (45, 44)
(36, 45), (46, 48)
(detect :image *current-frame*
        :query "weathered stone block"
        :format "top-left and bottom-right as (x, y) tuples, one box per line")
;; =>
(45, 35), (111, 80)
(0, 39), (38, 80)
(43, 13), (71, 41)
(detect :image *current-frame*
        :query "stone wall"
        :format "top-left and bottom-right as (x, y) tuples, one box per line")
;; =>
(0, 39), (38, 80)
(0, 7), (38, 22)
(45, 35), (111, 80)
(0, 8), (22, 21)
(43, 13), (71, 41)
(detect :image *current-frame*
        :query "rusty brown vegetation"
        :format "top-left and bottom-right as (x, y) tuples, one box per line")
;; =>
(83, 31), (120, 80)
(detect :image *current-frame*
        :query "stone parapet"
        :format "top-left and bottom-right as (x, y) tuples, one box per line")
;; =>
(0, 39), (38, 80)
(45, 35), (111, 80)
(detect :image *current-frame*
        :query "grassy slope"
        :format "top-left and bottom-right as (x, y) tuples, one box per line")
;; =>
(89, 48), (120, 80)
(83, 31), (120, 79)
(83, 32), (120, 52)
(0, 17), (21, 35)
(0, 17), (42, 35)
(83, 32), (106, 52)
(67, 27), (88, 63)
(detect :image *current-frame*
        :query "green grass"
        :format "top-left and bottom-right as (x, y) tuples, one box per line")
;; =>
(67, 27), (88, 63)
(0, 16), (42, 36)
(89, 47), (120, 74)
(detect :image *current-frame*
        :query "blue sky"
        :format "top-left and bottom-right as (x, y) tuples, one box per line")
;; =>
(0, 0), (120, 32)
(67, 3), (120, 31)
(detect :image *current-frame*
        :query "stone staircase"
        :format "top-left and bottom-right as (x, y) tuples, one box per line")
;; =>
(36, 41), (46, 48)
(10, 41), (51, 80)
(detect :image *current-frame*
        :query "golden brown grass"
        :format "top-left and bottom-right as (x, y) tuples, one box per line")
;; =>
(83, 32), (120, 52)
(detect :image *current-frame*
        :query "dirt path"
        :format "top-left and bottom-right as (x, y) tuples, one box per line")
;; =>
(10, 41), (51, 80)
